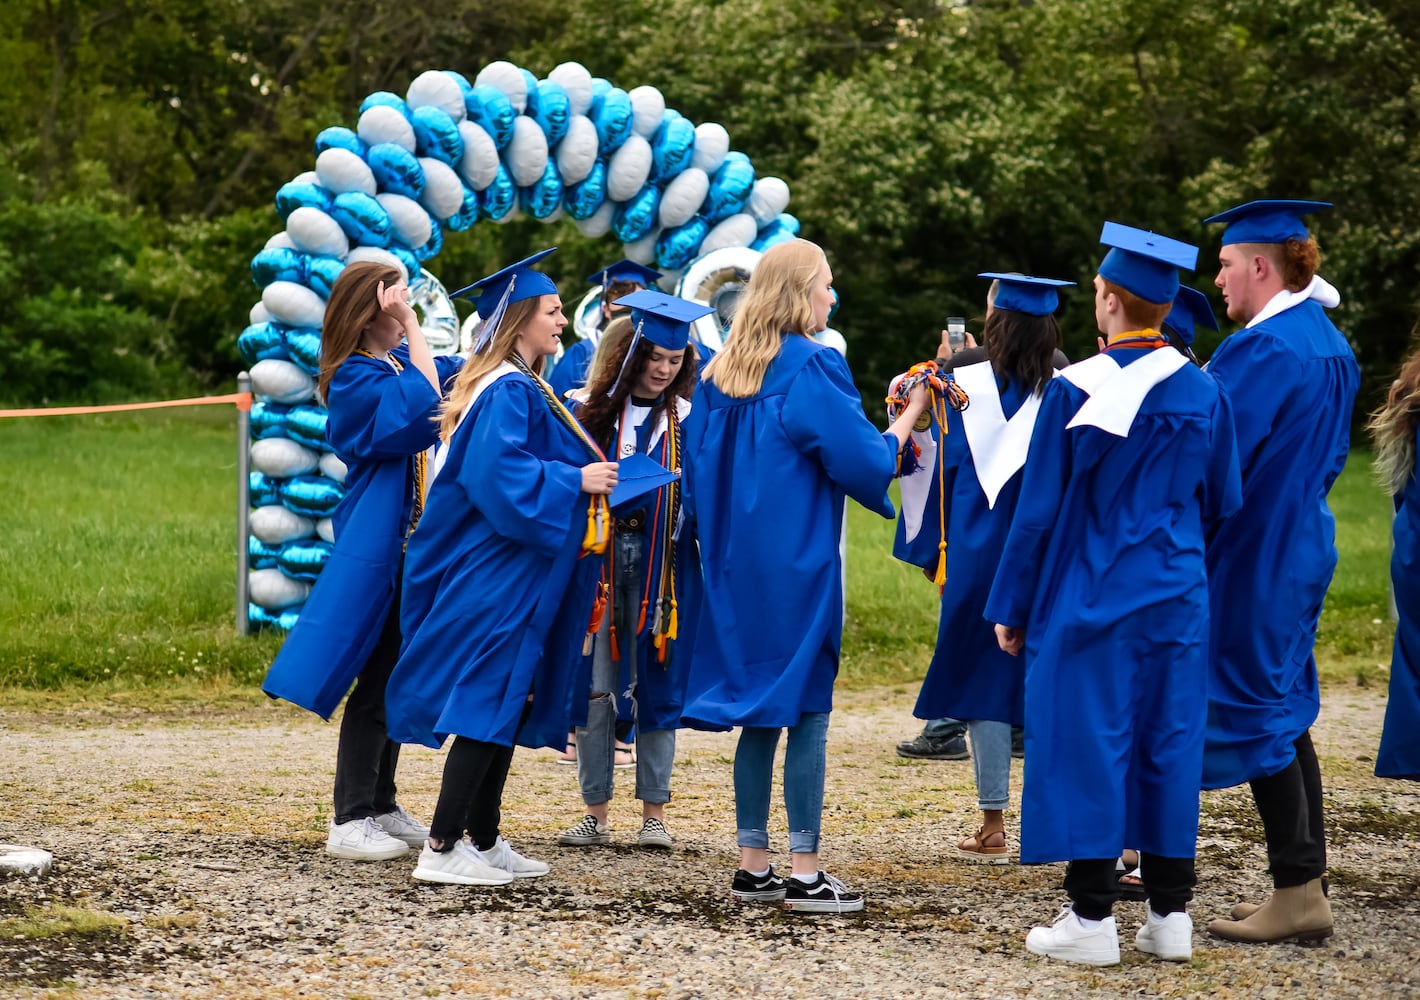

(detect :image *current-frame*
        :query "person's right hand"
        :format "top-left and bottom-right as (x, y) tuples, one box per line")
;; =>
(581, 461), (619, 495)
(995, 623), (1024, 656)
(937, 329), (979, 357)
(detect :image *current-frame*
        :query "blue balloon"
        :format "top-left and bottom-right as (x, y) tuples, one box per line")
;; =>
(466, 85), (515, 150)
(528, 80), (570, 145)
(563, 160), (607, 220)
(656, 217), (711, 270)
(277, 539), (335, 582)
(414, 223), (443, 262)
(412, 106), (464, 166)
(519, 67), (539, 100)
(275, 181), (331, 220)
(478, 163), (516, 220)
(248, 603), (303, 631)
(328, 191), (392, 248)
(302, 256), (345, 299)
(314, 126), (366, 157)
(446, 185), (481, 232)
(590, 78), (612, 102)
(444, 70), (474, 101)
(703, 152), (756, 223)
(520, 162), (564, 220)
(778, 212), (801, 235)
(367, 142), (425, 199)
(591, 88), (633, 155)
(237, 322), (289, 367)
(248, 532), (281, 569)
(283, 404), (330, 450)
(390, 245), (421, 282)
(250, 247), (304, 287)
(360, 91), (410, 119)
(279, 475), (345, 517)
(249, 400), (290, 440)
(751, 220), (797, 252)
(249, 472), (281, 510)
(613, 184), (661, 243)
(283, 328), (322, 375)
(650, 115), (695, 182)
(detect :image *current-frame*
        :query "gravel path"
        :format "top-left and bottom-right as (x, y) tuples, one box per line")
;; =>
(1, 684), (1418, 998)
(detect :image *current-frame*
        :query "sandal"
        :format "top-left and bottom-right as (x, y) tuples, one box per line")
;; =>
(956, 826), (1010, 865)
(557, 733), (577, 765)
(1116, 854), (1147, 901)
(613, 742), (636, 769)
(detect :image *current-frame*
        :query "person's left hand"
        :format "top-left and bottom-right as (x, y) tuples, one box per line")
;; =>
(995, 623), (1024, 656)
(378, 280), (418, 328)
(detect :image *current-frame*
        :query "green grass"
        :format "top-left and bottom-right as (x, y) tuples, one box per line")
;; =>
(0, 411), (1396, 695)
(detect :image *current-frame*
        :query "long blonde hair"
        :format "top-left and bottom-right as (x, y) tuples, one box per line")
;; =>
(317, 261), (402, 402)
(703, 238), (824, 398)
(1369, 336), (1420, 495)
(438, 296), (547, 441)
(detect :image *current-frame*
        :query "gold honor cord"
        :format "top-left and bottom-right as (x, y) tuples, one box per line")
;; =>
(355, 349), (428, 538)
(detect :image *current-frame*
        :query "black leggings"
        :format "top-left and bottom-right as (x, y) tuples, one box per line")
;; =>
(1248, 730), (1327, 888)
(1065, 854), (1195, 920)
(428, 702), (532, 852)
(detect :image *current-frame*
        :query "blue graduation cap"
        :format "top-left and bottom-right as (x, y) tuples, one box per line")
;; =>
(612, 290), (714, 352)
(1162, 285), (1219, 348)
(587, 259), (662, 289)
(1097, 222), (1199, 305)
(1203, 199), (1332, 246)
(451, 247), (559, 319)
(978, 272), (1074, 316)
(609, 451), (679, 513)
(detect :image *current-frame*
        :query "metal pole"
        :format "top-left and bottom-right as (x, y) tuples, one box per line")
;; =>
(236, 371), (252, 636)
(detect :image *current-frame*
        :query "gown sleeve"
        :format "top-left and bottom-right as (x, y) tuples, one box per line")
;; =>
(326, 356), (444, 461)
(1202, 382), (1244, 533)
(1205, 331), (1301, 480)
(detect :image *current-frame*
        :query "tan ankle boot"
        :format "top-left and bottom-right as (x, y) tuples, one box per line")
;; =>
(1230, 901), (1261, 920)
(1208, 878), (1333, 943)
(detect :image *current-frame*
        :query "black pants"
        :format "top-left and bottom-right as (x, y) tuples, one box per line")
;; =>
(1065, 854), (1196, 920)
(332, 585), (403, 824)
(428, 702), (532, 852)
(1248, 730), (1327, 888)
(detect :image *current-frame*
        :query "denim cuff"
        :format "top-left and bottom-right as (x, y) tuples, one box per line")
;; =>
(736, 827), (770, 850)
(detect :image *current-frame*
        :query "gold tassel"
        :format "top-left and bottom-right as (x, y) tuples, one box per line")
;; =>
(933, 541), (947, 587)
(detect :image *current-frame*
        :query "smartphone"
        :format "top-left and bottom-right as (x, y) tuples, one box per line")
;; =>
(946, 316), (967, 354)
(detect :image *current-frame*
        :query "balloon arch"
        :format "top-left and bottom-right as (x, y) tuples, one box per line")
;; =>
(238, 61), (804, 630)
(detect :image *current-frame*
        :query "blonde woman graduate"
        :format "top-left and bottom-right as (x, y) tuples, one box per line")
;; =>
(262, 260), (464, 863)
(680, 238), (930, 914)
(383, 249), (620, 886)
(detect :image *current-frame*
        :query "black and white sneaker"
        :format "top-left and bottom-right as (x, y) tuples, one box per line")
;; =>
(731, 866), (787, 903)
(783, 870), (865, 914)
(557, 815), (611, 847)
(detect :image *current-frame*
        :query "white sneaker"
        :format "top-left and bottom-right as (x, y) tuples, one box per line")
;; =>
(1025, 905), (1121, 966)
(326, 817), (410, 861)
(478, 836), (550, 878)
(411, 841), (515, 886)
(374, 805), (430, 848)
(1136, 909), (1193, 961)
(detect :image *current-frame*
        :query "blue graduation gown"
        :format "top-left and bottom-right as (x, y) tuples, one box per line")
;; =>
(547, 338), (595, 399)
(984, 350), (1241, 863)
(1202, 300), (1360, 789)
(681, 334), (899, 730)
(385, 368), (602, 751)
(1377, 437), (1420, 780)
(261, 346), (462, 718)
(894, 366), (1038, 726)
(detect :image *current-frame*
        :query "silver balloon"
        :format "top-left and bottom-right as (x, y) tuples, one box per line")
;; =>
(674, 246), (761, 353)
(410, 268), (460, 352)
(573, 286), (603, 340)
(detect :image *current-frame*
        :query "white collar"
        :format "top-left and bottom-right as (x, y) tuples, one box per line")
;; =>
(954, 361), (1051, 509)
(1246, 274), (1341, 329)
(1064, 349), (1188, 437)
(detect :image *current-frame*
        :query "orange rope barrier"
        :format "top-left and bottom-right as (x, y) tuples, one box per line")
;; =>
(0, 392), (252, 419)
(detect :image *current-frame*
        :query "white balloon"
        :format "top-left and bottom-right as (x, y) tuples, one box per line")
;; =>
(285, 206), (349, 258)
(250, 506), (315, 545)
(251, 437), (320, 478)
(627, 85), (666, 138)
(475, 61), (528, 114)
(407, 69), (466, 120)
(249, 301), (271, 325)
(264, 231), (297, 251)
(748, 176), (792, 227)
(548, 62), (594, 116)
(542, 204), (566, 224)
(494, 203), (523, 224)
(456, 121), (500, 191)
(418, 157), (465, 220)
(691, 122), (730, 173)
(292, 170), (320, 186)
(623, 227), (663, 265)
(250, 358), (318, 405)
(606, 134), (652, 202)
(315, 148), (377, 196)
(658, 167), (710, 228)
(358, 105), (416, 152)
(555, 115), (599, 186)
(260, 280), (327, 328)
(316, 517), (336, 543)
(506, 116), (549, 188)
(317, 451), (348, 484)
(345, 246), (410, 283)
(574, 200), (616, 238)
(699, 213), (759, 255)
(249, 567), (312, 610)
(376, 193), (433, 250)
(814, 327), (848, 356)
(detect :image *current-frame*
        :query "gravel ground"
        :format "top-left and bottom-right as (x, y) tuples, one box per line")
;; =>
(1, 683), (1418, 999)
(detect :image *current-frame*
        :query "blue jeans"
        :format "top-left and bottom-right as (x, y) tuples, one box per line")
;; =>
(575, 531), (675, 806)
(923, 717), (966, 739)
(734, 712), (830, 854)
(967, 719), (1013, 811)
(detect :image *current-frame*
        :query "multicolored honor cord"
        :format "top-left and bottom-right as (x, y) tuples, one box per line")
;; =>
(1103, 329), (1171, 353)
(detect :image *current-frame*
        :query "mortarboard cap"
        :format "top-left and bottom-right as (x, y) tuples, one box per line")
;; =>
(1097, 222), (1198, 305)
(612, 290), (714, 352)
(608, 451), (679, 514)
(978, 272), (1074, 316)
(1162, 285), (1219, 348)
(451, 247), (559, 319)
(1203, 199), (1332, 247)
(587, 259), (662, 289)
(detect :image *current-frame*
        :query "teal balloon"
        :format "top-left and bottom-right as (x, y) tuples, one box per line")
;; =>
(650, 115), (695, 181)
(467, 85), (515, 149)
(360, 91), (410, 119)
(656, 217), (710, 270)
(249, 400), (290, 439)
(277, 539), (335, 582)
(479, 163), (515, 220)
(591, 88), (633, 154)
(390, 246), (420, 281)
(412, 106), (463, 166)
(238, 322), (289, 366)
(751, 214), (801, 252)
(302, 256), (345, 299)
(613, 184), (661, 243)
(368, 143), (425, 199)
(446, 186), (481, 232)
(314, 126), (366, 157)
(590, 78), (611, 101)
(283, 404), (330, 451)
(413, 223), (443, 262)
(564, 160), (607, 220)
(704, 152), (755, 223)
(279, 475), (345, 517)
(275, 181), (331, 220)
(329, 191), (392, 248)
(520, 162), (563, 220)
(528, 80), (570, 145)
(251, 247), (303, 287)
(248, 533), (281, 569)
(283, 327), (322, 375)
(519, 67), (539, 98)
(248, 602), (303, 631)
(444, 70), (474, 101)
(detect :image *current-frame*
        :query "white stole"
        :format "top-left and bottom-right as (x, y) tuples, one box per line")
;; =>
(1245, 274), (1341, 329)
(1063, 349), (1188, 437)
(954, 361), (1050, 510)
(430, 361), (517, 482)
